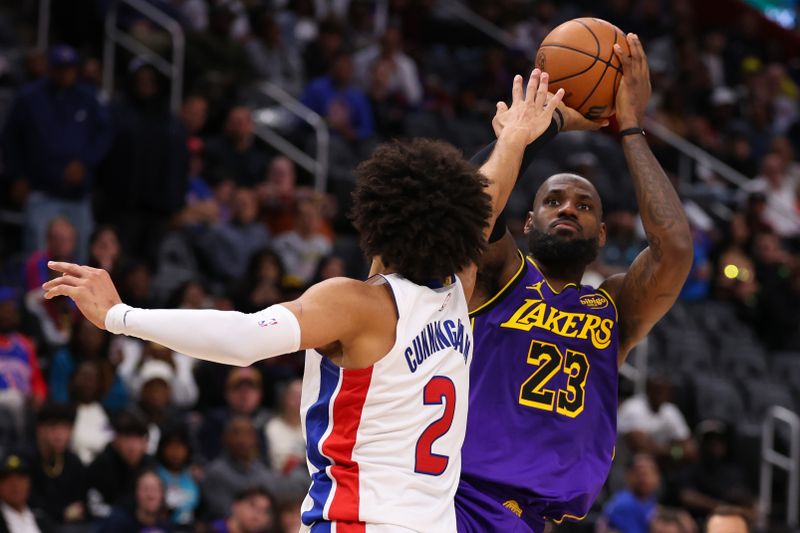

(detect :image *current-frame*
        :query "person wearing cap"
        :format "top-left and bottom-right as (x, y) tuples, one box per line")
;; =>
(28, 403), (88, 526)
(0, 453), (54, 533)
(1, 44), (112, 262)
(134, 359), (183, 454)
(197, 367), (269, 462)
(86, 410), (156, 519)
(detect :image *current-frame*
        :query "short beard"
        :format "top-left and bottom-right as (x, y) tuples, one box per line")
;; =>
(527, 227), (599, 272)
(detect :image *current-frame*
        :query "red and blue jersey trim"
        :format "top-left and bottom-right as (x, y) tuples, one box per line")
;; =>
(303, 357), (373, 532)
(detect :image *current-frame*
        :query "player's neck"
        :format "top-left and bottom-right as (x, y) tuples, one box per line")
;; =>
(530, 256), (585, 290)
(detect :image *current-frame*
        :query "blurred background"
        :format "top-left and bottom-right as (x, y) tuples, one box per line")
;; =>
(0, 0), (799, 532)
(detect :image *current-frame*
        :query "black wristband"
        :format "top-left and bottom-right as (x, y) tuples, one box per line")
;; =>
(553, 108), (564, 131)
(619, 127), (645, 137)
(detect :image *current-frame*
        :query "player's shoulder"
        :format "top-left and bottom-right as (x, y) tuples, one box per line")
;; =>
(306, 277), (393, 310)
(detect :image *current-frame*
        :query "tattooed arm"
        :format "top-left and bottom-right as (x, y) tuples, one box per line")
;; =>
(599, 34), (693, 365)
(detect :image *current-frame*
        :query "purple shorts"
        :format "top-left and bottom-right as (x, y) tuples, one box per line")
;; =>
(455, 477), (545, 533)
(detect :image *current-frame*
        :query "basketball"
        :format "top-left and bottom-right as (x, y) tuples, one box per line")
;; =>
(535, 18), (629, 119)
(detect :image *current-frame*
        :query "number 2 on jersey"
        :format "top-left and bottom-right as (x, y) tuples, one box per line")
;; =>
(519, 339), (590, 418)
(415, 376), (455, 476)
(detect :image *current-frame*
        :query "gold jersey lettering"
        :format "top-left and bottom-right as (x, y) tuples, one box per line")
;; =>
(500, 299), (615, 350)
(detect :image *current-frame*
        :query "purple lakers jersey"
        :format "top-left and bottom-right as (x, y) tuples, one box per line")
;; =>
(460, 252), (619, 525)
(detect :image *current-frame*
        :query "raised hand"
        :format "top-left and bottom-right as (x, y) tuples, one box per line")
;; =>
(492, 69), (564, 147)
(42, 262), (122, 330)
(613, 33), (652, 129)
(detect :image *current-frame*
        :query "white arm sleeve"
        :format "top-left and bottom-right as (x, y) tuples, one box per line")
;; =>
(105, 303), (301, 367)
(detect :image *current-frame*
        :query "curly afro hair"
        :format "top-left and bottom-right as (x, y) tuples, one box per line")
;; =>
(351, 138), (492, 284)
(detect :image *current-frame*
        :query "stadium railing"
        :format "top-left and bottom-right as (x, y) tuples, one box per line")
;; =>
(760, 405), (800, 528)
(102, 0), (185, 115)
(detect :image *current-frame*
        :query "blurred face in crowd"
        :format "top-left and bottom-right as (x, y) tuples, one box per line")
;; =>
(114, 432), (148, 467)
(296, 199), (322, 236)
(0, 473), (30, 511)
(181, 96), (208, 135)
(318, 256), (345, 281)
(0, 301), (20, 334)
(760, 153), (784, 186)
(770, 137), (794, 168)
(279, 501), (302, 533)
(224, 418), (258, 462)
(161, 438), (189, 471)
(627, 455), (660, 499)
(136, 471), (164, 516)
(256, 253), (282, 284)
(753, 232), (786, 264)
(233, 188), (260, 225)
(81, 58), (102, 87)
(71, 361), (102, 404)
(267, 156), (296, 197)
(646, 377), (672, 411)
(37, 421), (73, 455)
(134, 67), (158, 100)
(232, 493), (273, 533)
(650, 518), (684, 533)
(124, 265), (152, 303)
(47, 218), (77, 261)
(380, 27), (402, 56)
(707, 514), (748, 533)
(181, 281), (207, 309)
(140, 379), (171, 413)
(90, 228), (121, 268)
(226, 372), (262, 415)
(281, 379), (303, 419)
(728, 213), (750, 247)
(76, 319), (106, 357)
(331, 55), (354, 86)
(225, 107), (254, 145)
(49, 64), (78, 88)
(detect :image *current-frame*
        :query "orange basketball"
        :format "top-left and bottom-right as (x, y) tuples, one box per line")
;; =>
(535, 18), (629, 119)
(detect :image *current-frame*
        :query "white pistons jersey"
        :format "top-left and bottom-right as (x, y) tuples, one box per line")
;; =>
(299, 273), (473, 533)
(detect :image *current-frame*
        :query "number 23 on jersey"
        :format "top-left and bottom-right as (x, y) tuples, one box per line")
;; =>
(519, 339), (590, 418)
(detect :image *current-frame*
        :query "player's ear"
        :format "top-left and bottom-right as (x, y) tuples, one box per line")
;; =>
(523, 212), (535, 234)
(598, 222), (607, 247)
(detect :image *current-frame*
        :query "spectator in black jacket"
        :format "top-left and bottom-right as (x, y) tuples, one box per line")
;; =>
(28, 403), (87, 526)
(0, 453), (54, 533)
(96, 61), (189, 264)
(87, 410), (155, 519)
(2, 44), (112, 262)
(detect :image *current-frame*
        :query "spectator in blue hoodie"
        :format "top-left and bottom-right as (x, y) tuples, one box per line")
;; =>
(2, 45), (112, 262)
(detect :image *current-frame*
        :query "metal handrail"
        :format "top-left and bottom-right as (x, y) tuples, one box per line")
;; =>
(440, 0), (519, 50)
(642, 117), (750, 188)
(37, 0), (51, 50)
(253, 82), (329, 193)
(102, 0), (185, 114)
(760, 405), (800, 528)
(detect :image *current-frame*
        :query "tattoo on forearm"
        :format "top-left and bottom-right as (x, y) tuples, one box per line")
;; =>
(624, 137), (684, 233)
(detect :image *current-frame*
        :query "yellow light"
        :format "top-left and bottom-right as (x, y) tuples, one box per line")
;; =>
(724, 264), (739, 279)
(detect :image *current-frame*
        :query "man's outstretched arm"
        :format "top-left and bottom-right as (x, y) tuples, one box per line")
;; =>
(600, 34), (693, 363)
(43, 262), (373, 366)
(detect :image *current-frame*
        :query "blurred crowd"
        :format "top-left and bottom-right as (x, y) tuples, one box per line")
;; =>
(0, 0), (799, 531)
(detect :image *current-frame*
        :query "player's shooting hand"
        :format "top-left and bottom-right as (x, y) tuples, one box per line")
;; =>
(493, 69), (564, 147)
(42, 262), (122, 330)
(556, 101), (609, 132)
(613, 33), (651, 130)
